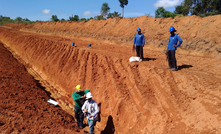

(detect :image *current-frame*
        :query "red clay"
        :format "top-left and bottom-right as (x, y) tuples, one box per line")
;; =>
(0, 42), (86, 134)
(0, 15), (221, 134)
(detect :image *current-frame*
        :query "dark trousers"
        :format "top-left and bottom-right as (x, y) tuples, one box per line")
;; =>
(168, 50), (177, 69)
(75, 106), (84, 127)
(136, 46), (144, 59)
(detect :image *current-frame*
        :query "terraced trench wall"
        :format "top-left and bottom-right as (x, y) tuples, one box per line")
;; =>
(21, 15), (221, 57)
(1, 15), (221, 134)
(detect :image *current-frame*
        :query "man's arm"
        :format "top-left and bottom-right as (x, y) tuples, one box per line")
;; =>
(142, 34), (145, 46)
(81, 101), (87, 113)
(176, 35), (183, 47)
(72, 93), (81, 101)
(133, 35), (137, 45)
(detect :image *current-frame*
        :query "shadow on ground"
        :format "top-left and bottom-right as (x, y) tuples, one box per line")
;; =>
(178, 64), (193, 70)
(101, 116), (115, 134)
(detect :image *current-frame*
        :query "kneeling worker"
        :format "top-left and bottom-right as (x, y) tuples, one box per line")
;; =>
(82, 92), (99, 134)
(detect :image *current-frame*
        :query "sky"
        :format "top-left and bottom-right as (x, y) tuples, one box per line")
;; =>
(0, 0), (184, 21)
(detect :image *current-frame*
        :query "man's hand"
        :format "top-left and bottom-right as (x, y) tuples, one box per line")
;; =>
(83, 109), (87, 113)
(80, 94), (86, 98)
(133, 45), (135, 51)
(173, 44), (177, 47)
(89, 115), (93, 118)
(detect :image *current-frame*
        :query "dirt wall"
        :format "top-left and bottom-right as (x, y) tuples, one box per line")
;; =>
(1, 15), (221, 134)
(20, 15), (221, 57)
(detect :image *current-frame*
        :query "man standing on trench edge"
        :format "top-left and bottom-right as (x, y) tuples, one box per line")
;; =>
(82, 92), (99, 134)
(72, 85), (90, 129)
(166, 26), (183, 71)
(133, 28), (145, 61)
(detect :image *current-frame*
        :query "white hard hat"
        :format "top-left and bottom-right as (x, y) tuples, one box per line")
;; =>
(86, 92), (93, 99)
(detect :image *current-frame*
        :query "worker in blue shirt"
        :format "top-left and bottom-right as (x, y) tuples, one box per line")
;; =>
(133, 28), (145, 61)
(167, 26), (183, 71)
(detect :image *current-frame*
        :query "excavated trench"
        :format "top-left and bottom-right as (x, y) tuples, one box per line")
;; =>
(1, 15), (221, 134)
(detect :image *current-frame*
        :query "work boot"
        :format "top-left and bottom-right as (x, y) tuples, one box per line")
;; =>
(167, 67), (172, 69)
(171, 68), (178, 71)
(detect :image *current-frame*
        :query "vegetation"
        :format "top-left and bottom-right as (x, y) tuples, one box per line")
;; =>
(101, 3), (110, 19)
(156, 0), (221, 18)
(51, 15), (59, 22)
(155, 7), (177, 18)
(1, 0), (221, 25)
(180, 0), (221, 16)
(69, 15), (79, 21)
(0, 15), (35, 25)
(119, 0), (128, 18)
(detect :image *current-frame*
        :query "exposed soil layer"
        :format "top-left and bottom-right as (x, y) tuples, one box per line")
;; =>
(0, 15), (221, 134)
(0, 42), (86, 134)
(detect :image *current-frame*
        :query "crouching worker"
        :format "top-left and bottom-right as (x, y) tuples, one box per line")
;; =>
(82, 92), (99, 134)
(72, 85), (90, 129)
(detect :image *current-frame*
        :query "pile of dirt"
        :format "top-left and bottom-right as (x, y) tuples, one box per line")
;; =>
(0, 15), (221, 134)
(20, 15), (221, 56)
(0, 42), (86, 134)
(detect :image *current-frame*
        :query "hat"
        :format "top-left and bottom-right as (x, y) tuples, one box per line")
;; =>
(86, 92), (93, 99)
(169, 26), (176, 32)
(76, 85), (81, 90)
(137, 28), (141, 32)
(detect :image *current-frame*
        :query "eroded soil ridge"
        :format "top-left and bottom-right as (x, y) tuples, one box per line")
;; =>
(0, 15), (221, 134)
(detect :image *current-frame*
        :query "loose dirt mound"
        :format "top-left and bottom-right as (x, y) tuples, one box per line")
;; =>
(21, 15), (221, 57)
(0, 42), (86, 134)
(0, 15), (221, 134)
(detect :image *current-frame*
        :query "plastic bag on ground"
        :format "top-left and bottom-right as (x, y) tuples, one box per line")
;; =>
(129, 57), (142, 62)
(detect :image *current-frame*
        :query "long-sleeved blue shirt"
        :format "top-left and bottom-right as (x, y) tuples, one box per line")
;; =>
(167, 34), (183, 50)
(133, 33), (145, 46)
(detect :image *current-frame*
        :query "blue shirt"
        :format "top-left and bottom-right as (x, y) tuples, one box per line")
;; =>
(133, 34), (145, 46)
(167, 34), (183, 50)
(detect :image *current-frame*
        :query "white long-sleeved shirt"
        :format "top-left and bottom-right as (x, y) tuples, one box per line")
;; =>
(82, 99), (99, 121)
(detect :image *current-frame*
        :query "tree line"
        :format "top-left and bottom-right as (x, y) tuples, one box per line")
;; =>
(155, 0), (221, 18)
(0, 0), (128, 25)
(51, 0), (128, 22)
(1, 0), (221, 25)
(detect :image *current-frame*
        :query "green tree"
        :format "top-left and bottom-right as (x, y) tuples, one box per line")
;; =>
(51, 15), (59, 22)
(80, 18), (86, 21)
(119, 0), (128, 18)
(61, 18), (66, 22)
(15, 17), (23, 23)
(69, 15), (79, 21)
(182, 0), (221, 16)
(155, 7), (166, 18)
(155, 7), (177, 18)
(101, 3), (110, 19)
(86, 17), (93, 21)
(107, 11), (121, 18)
(174, 4), (189, 15)
(94, 15), (102, 20)
(112, 11), (121, 17)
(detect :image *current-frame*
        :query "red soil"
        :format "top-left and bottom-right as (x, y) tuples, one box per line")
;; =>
(0, 15), (221, 134)
(0, 42), (86, 134)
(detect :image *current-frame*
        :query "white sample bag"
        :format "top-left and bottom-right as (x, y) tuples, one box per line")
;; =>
(129, 57), (142, 62)
(47, 99), (59, 105)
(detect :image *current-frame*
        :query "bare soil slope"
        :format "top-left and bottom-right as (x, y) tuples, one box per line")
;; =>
(0, 15), (221, 134)
(0, 42), (86, 134)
